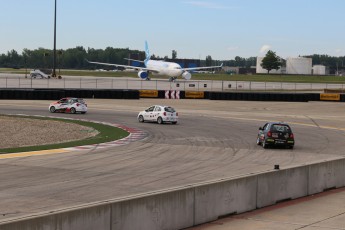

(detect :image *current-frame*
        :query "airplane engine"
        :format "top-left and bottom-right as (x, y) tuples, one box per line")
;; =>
(182, 71), (192, 80)
(138, 71), (149, 79)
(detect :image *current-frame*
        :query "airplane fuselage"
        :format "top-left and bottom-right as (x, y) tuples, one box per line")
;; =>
(146, 60), (183, 77)
(87, 41), (222, 80)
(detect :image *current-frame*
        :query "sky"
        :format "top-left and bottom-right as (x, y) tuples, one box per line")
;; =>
(0, 0), (344, 60)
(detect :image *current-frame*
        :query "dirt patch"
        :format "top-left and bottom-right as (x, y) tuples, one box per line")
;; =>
(0, 115), (99, 149)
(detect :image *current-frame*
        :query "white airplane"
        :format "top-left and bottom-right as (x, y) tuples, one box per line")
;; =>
(87, 41), (223, 81)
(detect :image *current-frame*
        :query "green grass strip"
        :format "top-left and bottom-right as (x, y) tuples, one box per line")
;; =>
(0, 115), (129, 154)
(2, 68), (345, 84)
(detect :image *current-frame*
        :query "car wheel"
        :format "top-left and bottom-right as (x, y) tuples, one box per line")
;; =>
(49, 106), (56, 113)
(70, 107), (76, 114)
(81, 112), (86, 114)
(172, 121), (177, 125)
(138, 115), (144, 123)
(157, 117), (163, 124)
(262, 140), (268, 149)
(256, 137), (261, 145)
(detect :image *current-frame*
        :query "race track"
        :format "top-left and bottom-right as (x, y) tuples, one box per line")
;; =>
(0, 99), (345, 221)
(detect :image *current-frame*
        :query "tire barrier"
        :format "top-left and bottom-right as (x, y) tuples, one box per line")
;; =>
(164, 90), (181, 99)
(342, 94), (345, 102)
(126, 90), (344, 102)
(1, 89), (344, 102)
(308, 93), (321, 101)
(64, 89), (94, 99)
(209, 92), (311, 102)
(184, 91), (204, 99)
(320, 93), (341, 101)
(139, 90), (159, 98)
(0, 89), (139, 100)
(122, 90), (140, 99)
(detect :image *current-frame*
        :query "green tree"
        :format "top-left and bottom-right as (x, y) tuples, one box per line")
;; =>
(261, 50), (282, 73)
(172, 50), (177, 59)
(246, 57), (257, 68)
(206, 55), (213, 66)
(234, 56), (245, 67)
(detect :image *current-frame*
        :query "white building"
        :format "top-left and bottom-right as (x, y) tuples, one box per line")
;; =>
(312, 65), (326, 75)
(286, 57), (312, 75)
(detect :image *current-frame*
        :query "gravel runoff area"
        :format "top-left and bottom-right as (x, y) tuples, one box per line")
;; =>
(0, 115), (99, 149)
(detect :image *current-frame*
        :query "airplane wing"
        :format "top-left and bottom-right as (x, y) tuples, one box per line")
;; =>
(86, 59), (159, 73)
(124, 58), (145, 63)
(182, 63), (223, 71)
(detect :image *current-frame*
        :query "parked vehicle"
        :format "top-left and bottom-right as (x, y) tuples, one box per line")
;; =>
(29, 69), (51, 79)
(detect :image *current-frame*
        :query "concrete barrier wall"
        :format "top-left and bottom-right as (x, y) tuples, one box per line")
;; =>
(257, 166), (308, 208)
(308, 158), (345, 194)
(111, 190), (194, 230)
(0, 205), (111, 230)
(1, 158), (344, 230)
(0, 89), (140, 100)
(194, 176), (257, 225)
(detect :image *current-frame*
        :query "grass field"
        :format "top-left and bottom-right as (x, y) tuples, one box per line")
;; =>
(1, 68), (345, 83)
(0, 115), (129, 153)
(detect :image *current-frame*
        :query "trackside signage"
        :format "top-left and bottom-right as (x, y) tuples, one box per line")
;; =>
(320, 93), (340, 101)
(139, 90), (158, 98)
(185, 91), (204, 99)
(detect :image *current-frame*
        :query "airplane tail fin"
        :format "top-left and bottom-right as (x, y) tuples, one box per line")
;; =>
(144, 41), (151, 66)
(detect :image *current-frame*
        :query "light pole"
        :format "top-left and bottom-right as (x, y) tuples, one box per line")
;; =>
(52, 0), (57, 78)
(57, 50), (62, 76)
(24, 54), (27, 78)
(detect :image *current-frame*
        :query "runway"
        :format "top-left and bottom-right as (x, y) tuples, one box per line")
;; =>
(1, 73), (344, 91)
(0, 99), (345, 222)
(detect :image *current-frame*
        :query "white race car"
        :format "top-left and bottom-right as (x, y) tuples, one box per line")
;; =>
(49, 97), (87, 114)
(138, 105), (178, 124)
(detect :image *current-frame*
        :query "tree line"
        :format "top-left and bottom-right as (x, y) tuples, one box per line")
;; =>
(0, 46), (344, 71)
(0, 47), (144, 70)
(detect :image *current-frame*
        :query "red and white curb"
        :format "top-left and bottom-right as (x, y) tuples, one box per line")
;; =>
(65, 124), (148, 151)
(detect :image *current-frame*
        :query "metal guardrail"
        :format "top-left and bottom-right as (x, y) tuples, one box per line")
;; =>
(0, 77), (345, 92)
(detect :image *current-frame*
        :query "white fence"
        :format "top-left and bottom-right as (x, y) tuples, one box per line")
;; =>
(0, 77), (344, 92)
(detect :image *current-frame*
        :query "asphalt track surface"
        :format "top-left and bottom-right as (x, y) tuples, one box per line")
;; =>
(1, 99), (345, 223)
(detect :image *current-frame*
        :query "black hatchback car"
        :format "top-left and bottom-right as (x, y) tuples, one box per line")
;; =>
(256, 122), (295, 149)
